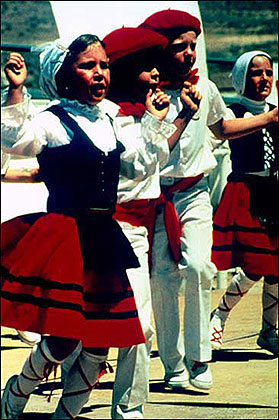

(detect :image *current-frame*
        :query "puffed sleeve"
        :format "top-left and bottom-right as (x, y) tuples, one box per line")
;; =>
(117, 111), (175, 180)
(206, 80), (228, 127)
(1, 150), (10, 176)
(1, 87), (47, 156)
(1, 88), (71, 156)
(140, 111), (175, 169)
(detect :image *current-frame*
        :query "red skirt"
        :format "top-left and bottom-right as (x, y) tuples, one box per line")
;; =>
(212, 182), (279, 278)
(1, 212), (145, 348)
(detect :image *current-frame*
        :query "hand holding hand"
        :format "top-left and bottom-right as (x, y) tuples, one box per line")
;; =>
(145, 88), (170, 121)
(4, 52), (27, 88)
(180, 81), (202, 113)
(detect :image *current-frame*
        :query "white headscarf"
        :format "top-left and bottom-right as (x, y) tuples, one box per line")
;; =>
(32, 37), (76, 100)
(231, 50), (272, 96)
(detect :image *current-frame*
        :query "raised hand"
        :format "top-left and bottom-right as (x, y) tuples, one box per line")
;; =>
(145, 88), (170, 121)
(4, 52), (27, 88)
(180, 81), (202, 113)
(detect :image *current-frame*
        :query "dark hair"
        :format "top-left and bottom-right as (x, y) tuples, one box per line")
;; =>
(244, 54), (273, 98)
(56, 34), (106, 98)
(245, 54), (273, 84)
(248, 54), (273, 71)
(159, 26), (199, 43)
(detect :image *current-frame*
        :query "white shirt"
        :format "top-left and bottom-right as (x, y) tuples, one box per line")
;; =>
(1, 89), (175, 199)
(117, 114), (175, 202)
(1, 150), (10, 176)
(160, 76), (228, 179)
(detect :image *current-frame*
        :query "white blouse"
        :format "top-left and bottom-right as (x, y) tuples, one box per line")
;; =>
(117, 113), (175, 202)
(1, 89), (176, 202)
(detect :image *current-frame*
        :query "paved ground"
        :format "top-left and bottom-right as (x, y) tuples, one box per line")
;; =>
(1, 280), (278, 419)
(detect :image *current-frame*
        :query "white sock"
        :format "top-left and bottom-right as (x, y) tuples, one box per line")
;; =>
(262, 281), (278, 332)
(52, 350), (108, 419)
(216, 269), (258, 323)
(9, 339), (60, 412)
(60, 341), (82, 386)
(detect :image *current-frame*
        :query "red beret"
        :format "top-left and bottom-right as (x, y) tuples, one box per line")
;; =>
(103, 27), (168, 64)
(139, 9), (201, 38)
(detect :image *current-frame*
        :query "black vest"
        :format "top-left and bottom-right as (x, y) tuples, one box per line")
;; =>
(228, 102), (278, 174)
(37, 105), (125, 214)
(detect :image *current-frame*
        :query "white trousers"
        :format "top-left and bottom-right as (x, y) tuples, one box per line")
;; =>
(151, 177), (216, 376)
(112, 222), (154, 411)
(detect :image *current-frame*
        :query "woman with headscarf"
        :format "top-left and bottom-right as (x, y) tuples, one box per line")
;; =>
(210, 51), (278, 357)
(0, 33), (173, 419)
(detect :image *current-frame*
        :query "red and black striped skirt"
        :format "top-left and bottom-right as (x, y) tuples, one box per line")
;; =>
(1, 212), (145, 348)
(212, 181), (279, 279)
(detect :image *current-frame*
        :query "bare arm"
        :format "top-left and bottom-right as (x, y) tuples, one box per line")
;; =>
(1, 168), (41, 183)
(209, 107), (278, 141)
(4, 52), (27, 106)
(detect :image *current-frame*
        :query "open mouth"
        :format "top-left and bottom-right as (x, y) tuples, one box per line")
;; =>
(183, 56), (193, 71)
(177, 59), (193, 77)
(90, 84), (106, 97)
(258, 82), (270, 92)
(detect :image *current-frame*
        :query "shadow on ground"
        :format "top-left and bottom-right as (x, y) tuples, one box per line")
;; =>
(21, 413), (98, 419)
(211, 349), (276, 362)
(33, 379), (208, 396)
(148, 401), (277, 409)
(150, 349), (276, 364)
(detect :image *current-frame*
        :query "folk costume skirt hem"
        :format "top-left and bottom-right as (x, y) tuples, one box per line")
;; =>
(1, 212), (145, 348)
(211, 181), (279, 278)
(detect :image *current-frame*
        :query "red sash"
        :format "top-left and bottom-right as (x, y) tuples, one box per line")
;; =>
(157, 174), (203, 262)
(114, 199), (157, 265)
(114, 174), (203, 265)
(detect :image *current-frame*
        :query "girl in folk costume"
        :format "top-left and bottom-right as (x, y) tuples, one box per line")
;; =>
(1, 34), (170, 419)
(103, 27), (201, 419)
(139, 9), (278, 391)
(210, 51), (278, 356)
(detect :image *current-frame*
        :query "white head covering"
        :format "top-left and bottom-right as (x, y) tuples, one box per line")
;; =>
(231, 50), (272, 97)
(32, 37), (76, 99)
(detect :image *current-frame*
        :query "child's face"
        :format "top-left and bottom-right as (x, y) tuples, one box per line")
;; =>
(138, 66), (160, 91)
(244, 56), (273, 101)
(134, 50), (162, 94)
(70, 43), (110, 105)
(167, 31), (197, 81)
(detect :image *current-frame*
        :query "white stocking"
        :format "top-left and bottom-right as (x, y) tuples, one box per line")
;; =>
(8, 339), (60, 413)
(215, 269), (258, 322)
(262, 281), (278, 332)
(52, 350), (108, 419)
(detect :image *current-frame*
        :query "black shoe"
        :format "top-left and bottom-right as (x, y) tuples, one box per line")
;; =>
(257, 329), (278, 356)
